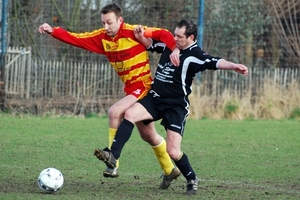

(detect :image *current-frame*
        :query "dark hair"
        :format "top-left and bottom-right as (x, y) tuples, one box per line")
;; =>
(101, 2), (123, 18)
(177, 19), (197, 40)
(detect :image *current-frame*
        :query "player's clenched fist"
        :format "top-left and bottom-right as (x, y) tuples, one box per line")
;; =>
(38, 23), (53, 34)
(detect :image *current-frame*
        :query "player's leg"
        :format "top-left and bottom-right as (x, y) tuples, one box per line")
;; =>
(108, 102), (153, 158)
(136, 121), (181, 189)
(136, 122), (171, 172)
(98, 95), (139, 177)
(94, 99), (151, 175)
(108, 95), (139, 145)
(166, 129), (198, 195)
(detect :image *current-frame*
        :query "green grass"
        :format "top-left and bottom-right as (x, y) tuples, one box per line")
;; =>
(0, 114), (299, 199)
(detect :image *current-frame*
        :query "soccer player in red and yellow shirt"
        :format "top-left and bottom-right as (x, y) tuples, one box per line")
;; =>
(38, 2), (181, 189)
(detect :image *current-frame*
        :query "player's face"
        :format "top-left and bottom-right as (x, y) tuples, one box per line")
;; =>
(101, 12), (123, 37)
(174, 27), (194, 50)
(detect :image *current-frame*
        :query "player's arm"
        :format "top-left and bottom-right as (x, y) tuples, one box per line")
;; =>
(38, 23), (105, 54)
(134, 25), (152, 49)
(134, 25), (180, 66)
(134, 25), (165, 53)
(217, 59), (248, 76)
(144, 27), (176, 51)
(195, 48), (248, 76)
(145, 27), (180, 66)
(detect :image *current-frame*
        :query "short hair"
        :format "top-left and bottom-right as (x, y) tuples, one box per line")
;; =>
(101, 2), (123, 18)
(177, 19), (197, 40)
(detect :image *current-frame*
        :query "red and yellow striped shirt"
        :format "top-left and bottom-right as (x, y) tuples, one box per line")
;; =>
(51, 22), (176, 99)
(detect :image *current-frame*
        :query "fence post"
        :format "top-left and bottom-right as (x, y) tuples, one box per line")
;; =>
(26, 47), (31, 99)
(0, 54), (5, 108)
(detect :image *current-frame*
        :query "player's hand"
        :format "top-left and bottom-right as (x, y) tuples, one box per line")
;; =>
(134, 25), (145, 40)
(233, 64), (248, 76)
(170, 47), (180, 66)
(38, 23), (53, 34)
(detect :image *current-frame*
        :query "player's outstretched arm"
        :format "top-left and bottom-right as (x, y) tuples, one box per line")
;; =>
(218, 59), (248, 76)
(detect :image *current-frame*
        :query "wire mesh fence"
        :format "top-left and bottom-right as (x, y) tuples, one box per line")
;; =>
(3, 0), (299, 67)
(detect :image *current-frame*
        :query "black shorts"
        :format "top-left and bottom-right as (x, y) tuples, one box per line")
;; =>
(138, 91), (190, 136)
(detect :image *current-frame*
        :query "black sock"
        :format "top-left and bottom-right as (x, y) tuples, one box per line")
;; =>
(174, 153), (196, 181)
(111, 119), (134, 159)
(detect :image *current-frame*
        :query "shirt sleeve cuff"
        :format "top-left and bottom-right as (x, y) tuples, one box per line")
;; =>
(144, 27), (153, 38)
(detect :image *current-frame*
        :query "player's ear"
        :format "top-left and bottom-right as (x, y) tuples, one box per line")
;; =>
(189, 34), (195, 41)
(118, 16), (124, 23)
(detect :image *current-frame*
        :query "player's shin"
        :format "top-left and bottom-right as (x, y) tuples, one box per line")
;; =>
(109, 127), (119, 168)
(173, 152), (196, 181)
(152, 138), (174, 175)
(110, 119), (134, 159)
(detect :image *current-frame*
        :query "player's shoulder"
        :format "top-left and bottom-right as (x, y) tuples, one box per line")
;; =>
(69, 27), (105, 37)
(185, 45), (214, 60)
(123, 23), (137, 31)
(91, 28), (106, 35)
(188, 44), (204, 55)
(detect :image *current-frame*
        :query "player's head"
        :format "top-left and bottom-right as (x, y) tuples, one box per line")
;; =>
(101, 2), (123, 37)
(174, 19), (197, 49)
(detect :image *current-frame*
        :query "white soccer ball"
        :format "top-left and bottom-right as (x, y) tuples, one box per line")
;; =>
(37, 167), (64, 193)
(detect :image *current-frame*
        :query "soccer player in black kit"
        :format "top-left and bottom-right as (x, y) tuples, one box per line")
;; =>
(94, 19), (248, 195)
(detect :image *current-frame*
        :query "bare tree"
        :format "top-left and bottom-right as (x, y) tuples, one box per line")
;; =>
(263, 0), (300, 68)
(203, 0), (266, 67)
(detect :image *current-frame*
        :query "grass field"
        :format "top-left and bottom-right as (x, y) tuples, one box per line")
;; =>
(0, 114), (299, 199)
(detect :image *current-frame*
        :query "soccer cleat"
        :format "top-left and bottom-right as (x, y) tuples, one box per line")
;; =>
(159, 167), (181, 189)
(186, 177), (199, 195)
(94, 148), (117, 168)
(103, 167), (119, 178)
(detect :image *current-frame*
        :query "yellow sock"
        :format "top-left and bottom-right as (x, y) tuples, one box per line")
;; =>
(152, 138), (174, 175)
(108, 128), (119, 168)
(108, 128), (117, 148)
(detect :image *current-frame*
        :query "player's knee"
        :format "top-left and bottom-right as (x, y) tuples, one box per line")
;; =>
(123, 108), (137, 122)
(139, 132), (156, 143)
(140, 134), (150, 142)
(167, 148), (181, 160)
(108, 107), (123, 120)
